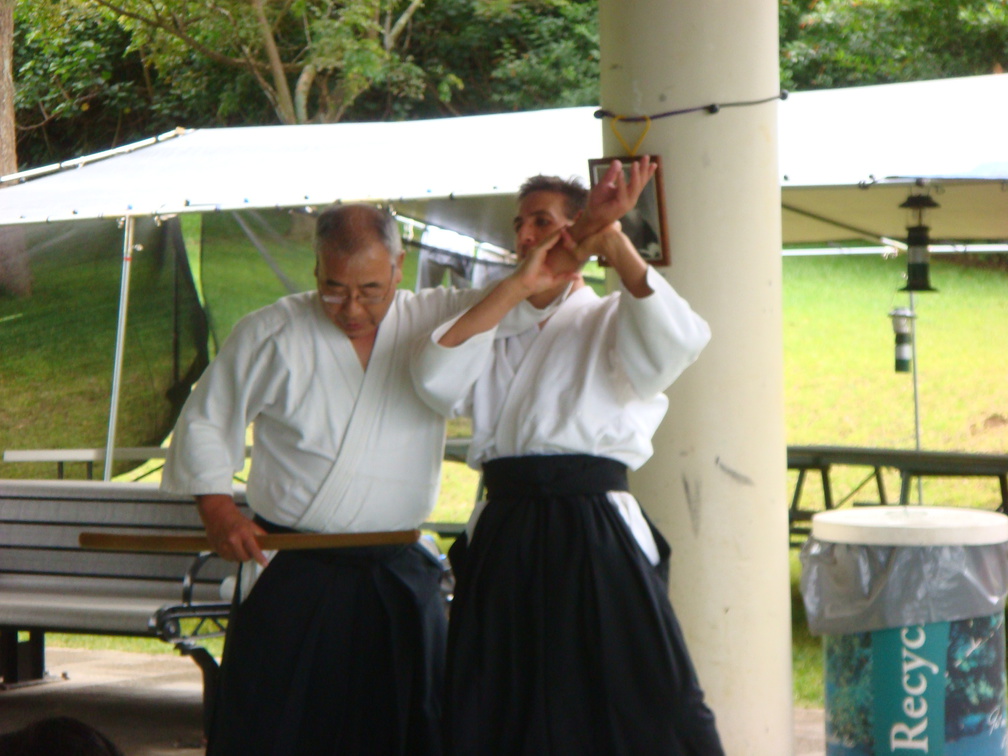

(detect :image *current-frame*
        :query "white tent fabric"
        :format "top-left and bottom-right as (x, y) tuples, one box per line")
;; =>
(779, 74), (1008, 245)
(1, 74), (1006, 247)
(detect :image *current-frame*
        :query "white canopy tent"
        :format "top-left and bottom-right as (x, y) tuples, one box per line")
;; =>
(2, 73), (1006, 246)
(778, 73), (1008, 247)
(2, 74), (1006, 474)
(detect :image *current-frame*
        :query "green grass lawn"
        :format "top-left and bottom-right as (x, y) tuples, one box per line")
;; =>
(783, 254), (1008, 512)
(4, 213), (1007, 709)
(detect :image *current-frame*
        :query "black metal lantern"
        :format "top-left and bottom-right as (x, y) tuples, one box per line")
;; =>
(898, 194), (938, 292)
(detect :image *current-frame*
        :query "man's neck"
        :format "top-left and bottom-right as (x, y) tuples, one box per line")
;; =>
(351, 333), (377, 369)
(528, 276), (584, 310)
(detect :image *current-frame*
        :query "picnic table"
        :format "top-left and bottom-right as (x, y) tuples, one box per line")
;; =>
(787, 445), (1008, 542)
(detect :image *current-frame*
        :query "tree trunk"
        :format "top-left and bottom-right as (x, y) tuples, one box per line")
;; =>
(0, 0), (32, 297)
(251, 0), (297, 124)
(0, 0), (16, 177)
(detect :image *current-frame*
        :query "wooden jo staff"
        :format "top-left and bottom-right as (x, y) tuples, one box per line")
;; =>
(78, 529), (421, 553)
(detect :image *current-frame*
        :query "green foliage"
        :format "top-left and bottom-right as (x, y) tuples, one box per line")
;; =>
(387, 0), (599, 117)
(13, 1), (146, 165)
(16, 0), (1008, 168)
(780, 0), (1008, 91)
(483, 0), (599, 110)
(12, 0), (264, 166)
(81, 0), (453, 125)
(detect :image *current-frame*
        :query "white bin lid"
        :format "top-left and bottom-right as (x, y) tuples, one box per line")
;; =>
(811, 506), (1008, 546)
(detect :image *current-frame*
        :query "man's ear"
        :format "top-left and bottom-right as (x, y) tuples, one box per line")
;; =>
(393, 252), (406, 284)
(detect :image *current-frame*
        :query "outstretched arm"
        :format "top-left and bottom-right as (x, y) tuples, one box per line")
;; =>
(437, 228), (579, 348)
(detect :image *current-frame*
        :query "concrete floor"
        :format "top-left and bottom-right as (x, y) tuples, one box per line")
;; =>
(0, 647), (827, 755)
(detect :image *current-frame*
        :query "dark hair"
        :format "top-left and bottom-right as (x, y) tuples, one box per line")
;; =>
(518, 175), (588, 220)
(0, 716), (124, 756)
(314, 204), (402, 260)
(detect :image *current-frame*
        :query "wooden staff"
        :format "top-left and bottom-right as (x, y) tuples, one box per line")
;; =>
(78, 529), (421, 553)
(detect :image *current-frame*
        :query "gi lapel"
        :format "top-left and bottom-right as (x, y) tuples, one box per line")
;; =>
(293, 300), (401, 532)
(491, 289), (594, 449)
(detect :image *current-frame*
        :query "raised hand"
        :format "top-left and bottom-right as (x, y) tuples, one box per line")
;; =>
(569, 156), (658, 242)
(515, 227), (582, 293)
(570, 222), (629, 265)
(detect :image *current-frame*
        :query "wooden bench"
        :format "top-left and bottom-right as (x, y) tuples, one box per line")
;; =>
(2, 446), (252, 481)
(0, 478), (247, 733)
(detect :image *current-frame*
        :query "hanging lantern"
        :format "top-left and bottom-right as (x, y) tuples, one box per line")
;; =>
(898, 194), (939, 292)
(888, 307), (915, 373)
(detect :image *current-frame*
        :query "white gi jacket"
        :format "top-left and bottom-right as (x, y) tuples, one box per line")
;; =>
(162, 286), (533, 533)
(410, 267), (711, 560)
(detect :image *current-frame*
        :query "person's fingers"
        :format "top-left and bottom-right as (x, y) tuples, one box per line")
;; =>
(244, 532), (270, 568)
(613, 161), (629, 195)
(626, 156), (655, 199)
(556, 226), (577, 251)
(526, 230), (562, 270)
(625, 159), (639, 193)
(212, 519), (267, 564)
(600, 158), (624, 188)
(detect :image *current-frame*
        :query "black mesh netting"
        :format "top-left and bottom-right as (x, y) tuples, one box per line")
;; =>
(199, 209), (317, 351)
(0, 206), (512, 479)
(0, 216), (207, 478)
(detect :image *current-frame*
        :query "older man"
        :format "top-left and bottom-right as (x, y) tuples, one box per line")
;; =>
(161, 162), (648, 756)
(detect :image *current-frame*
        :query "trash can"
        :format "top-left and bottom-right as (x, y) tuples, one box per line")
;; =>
(800, 506), (1008, 756)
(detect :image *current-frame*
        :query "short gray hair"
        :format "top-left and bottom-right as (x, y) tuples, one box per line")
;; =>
(314, 204), (402, 260)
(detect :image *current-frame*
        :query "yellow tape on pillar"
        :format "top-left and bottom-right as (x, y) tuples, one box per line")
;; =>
(609, 115), (652, 157)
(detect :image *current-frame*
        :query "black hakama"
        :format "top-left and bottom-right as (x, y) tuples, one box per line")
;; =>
(207, 531), (447, 756)
(444, 455), (724, 756)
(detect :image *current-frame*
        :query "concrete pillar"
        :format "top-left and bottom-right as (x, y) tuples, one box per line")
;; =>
(598, 1), (793, 753)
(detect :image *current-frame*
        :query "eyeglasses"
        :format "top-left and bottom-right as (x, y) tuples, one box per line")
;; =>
(320, 265), (396, 307)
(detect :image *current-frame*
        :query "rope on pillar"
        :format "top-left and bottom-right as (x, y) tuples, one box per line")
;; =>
(595, 90), (788, 124)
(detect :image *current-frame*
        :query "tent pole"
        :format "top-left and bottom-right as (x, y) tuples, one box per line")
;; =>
(103, 215), (135, 481)
(910, 291), (924, 504)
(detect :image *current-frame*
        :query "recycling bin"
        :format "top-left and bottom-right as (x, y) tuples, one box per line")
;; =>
(800, 506), (1008, 756)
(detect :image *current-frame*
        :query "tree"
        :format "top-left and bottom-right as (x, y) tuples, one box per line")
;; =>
(10, 0), (1008, 171)
(780, 0), (1008, 91)
(89, 0), (445, 125)
(0, 0), (13, 176)
(13, 1), (169, 166)
(399, 0), (598, 116)
(10, 0), (601, 168)
(0, 0), (31, 298)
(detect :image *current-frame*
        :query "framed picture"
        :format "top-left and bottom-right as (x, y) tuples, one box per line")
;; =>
(588, 155), (669, 266)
